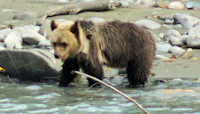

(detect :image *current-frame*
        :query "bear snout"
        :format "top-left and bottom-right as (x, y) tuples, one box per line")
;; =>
(54, 52), (59, 59)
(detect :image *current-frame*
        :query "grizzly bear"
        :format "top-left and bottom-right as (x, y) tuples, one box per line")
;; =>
(50, 19), (155, 87)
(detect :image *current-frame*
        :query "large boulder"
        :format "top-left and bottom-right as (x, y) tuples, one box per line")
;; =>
(0, 49), (62, 81)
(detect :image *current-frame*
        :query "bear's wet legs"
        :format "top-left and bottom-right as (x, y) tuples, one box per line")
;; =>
(59, 59), (79, 87)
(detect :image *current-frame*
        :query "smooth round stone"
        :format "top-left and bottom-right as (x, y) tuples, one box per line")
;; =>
(4, 31), (22, 49)
(159, 33), (164, 39)
(194, 3), (200, 10)
(0, 28), (12, 37)
(168, 1), (184, 10)
(165, 19), (174, 24)
(134, 19), (161, 29)
(164, 29), (181, 40)
(185, 1), (196, 8)
(88, 17), (105, 23)
(119, 1), (130, 8)
(156, 42), (172, 52)
(168, 46), (185, 55)
(169, 36), (183, 46)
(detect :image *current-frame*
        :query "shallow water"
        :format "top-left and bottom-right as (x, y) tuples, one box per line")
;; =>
(1, 79), (200, 114)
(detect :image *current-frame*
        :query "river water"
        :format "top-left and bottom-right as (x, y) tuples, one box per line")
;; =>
(1, 77), (200, 114)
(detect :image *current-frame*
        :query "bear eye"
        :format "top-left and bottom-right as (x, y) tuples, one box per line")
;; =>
(53, 43), (57, 47)
(61, 42), (68, 48)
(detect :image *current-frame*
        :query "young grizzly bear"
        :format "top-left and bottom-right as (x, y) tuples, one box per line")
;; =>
(50, 20), (155, 87)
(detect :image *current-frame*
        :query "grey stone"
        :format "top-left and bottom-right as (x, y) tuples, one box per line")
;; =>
(23, 25), (40, 32)
(0, 49), (61, 81)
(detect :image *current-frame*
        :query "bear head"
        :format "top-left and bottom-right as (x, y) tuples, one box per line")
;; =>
(50, 20), (88, 61)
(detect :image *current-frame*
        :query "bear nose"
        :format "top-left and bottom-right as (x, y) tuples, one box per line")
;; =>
(54, 53), (59, 58)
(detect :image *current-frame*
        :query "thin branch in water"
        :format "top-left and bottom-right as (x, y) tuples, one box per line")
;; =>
(72, 71), (150, 114)
(7, 75), (16, 84)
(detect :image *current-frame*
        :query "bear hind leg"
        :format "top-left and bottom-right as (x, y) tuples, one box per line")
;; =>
(126, 62), (149, 88)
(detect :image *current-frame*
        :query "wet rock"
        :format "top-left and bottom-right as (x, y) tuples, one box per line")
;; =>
(173, 13), (200, 28)
(156, 42), (172, 52)
(4, 31), (22, 49)
(185, 1), (196, 9)
(187, 25), (200, 48)
(88, 17), (105, 23)
(22, 30), (46, 45)
(0, 49), (61, 81)
(168, 46), (185, 55)
(168, 1), (184, 10)
(134, 19), (161, 29)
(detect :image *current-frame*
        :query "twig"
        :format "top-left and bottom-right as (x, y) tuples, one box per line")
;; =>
(72, 71), (150, 114)
(7, 75), (16, 84)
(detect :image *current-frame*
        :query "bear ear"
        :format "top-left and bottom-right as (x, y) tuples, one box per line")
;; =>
(51, 20), (58, 31)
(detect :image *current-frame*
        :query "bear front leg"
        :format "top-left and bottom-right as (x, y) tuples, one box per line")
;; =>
(59, 59), (79, 87)
(80, 60), (103, 87)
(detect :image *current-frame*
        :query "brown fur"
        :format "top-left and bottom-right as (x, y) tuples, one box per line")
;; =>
(50, 20), (155, 87)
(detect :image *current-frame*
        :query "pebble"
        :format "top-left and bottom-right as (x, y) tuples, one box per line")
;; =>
(134, 19), (161, 29)
(168, 1), (185, 10)
(187, 25), (200, 48)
